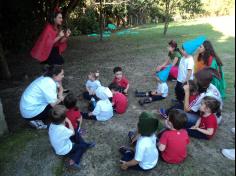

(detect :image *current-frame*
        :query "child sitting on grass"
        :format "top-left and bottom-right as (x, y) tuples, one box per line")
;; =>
(159, 80), (199, 118)
(64, 93), (85, 139)
(109, 83), (128, 114)
(112, 67), (130, 95)
(81, 86), (113, 121)
(158, 109), (190, 164)
(187, 96), (220, 140)
(135, 76), (168, 106)
(83, 71), (101, 101)
(119, 112), (159, 171)
(48, 105), (95, 169)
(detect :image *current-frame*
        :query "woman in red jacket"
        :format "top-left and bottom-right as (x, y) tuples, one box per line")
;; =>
(31, 8), (71, 65)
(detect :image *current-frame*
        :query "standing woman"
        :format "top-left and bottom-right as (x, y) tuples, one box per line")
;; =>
(194, 40), (226, 98)
(20, 65), (65, 129)
(31, 8), (71, 65)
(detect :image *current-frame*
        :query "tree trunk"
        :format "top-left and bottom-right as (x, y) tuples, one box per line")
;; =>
(163, 21), (169, 35)
(163, 0), (170, 35)
(0, 43), (11, 79)
(99, 0), (103, 41)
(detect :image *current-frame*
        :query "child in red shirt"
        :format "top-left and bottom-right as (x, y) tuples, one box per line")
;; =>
(158, 109), (189, 164)
(187, 96), (220, 140)
(64, 93), (82, 131)
(112, 67), (130, 95)
(109, 83), (128, 114)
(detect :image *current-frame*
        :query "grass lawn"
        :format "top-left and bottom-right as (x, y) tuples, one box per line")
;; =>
(0, 17), (235, 176)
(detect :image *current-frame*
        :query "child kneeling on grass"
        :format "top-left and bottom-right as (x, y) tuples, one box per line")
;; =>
(48, 105), (95, 169)
(119, 112), (159, 171)
(109, 83), (128, 114)
(82, 86), (113, 121)
(135, 76), (168, 106)
(187, 96), (220, 140)
(158, 109), (190, 164)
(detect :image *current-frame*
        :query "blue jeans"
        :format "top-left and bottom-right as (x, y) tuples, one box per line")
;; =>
(68, 134), (90, 164)
(177, 109), (199, 128)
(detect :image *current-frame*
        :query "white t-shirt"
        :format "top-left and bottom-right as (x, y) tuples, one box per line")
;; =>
(135, 134), (159, 170)
(189, 84), (223, 112)
(92, 99), (113, 121)
(177, 56), (194, 83)
(86, 80), (101, 92)
(157, 82), (168, 98)
(49, 124), (73, 155)
(20, 76), (57, 119)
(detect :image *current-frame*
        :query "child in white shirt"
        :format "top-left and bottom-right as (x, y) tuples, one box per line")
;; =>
(119, 112), (159, 171)
(82, 86), (113, 121)
(135, 78), (168, 106)
(48, 105), (95, 169)
(175, 36), (206, 103)
(83, 71), (101, 100)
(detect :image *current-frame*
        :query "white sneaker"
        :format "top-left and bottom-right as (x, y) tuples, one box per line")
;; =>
(29, 120), (47, 129)
(217, 115), (222, 125)
(222, 149), (235, 160)
(36, 120), (48, 129)
(231, 128), (235, 134)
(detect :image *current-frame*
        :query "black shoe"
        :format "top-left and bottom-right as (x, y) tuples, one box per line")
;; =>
(135, 90), (147, 97)
(63, 89), (70, 94)
(139, 98), (152, 106)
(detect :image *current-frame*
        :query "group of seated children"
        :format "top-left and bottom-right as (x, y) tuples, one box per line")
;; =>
(119, 95), (221, 171)
(48, 36), (224, 171)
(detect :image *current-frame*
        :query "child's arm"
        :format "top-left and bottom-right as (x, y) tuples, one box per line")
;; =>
(131, 133), (140, 144)
(65, 118), (75, 135)
(158, 143), (166, 152)
(158, 58), (170, 70)
(172, 57), (179, 66)
(190, 118), (201, 129)
(77, 116), (83, 129)
(120, 160), (139, 170)
(124, 84), (130, 94)
(185, 69), (193, 83)
(183, 83), (191, 112)
(195, 128), (214, 136)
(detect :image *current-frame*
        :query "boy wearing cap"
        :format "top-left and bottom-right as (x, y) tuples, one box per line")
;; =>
(175, 36), (206, 104)
(119, 112), (159, 171)
(135, 75), (168, 106)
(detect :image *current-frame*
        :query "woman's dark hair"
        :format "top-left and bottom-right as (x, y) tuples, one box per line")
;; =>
(202, 96), (221, 114)
(43, 65), (63, 78)
(195, 67), (220, 93)
(109, 83), (119, 91)
(50, 105), (66, 125)
(48, 11), (62, 25)
(168, 40), (181, 57)
(113, 67), (122, 74)
(169, 110), (187, 130)
(199, 40), (223, 66)
(64, 93), (78, 110)
(188, 80), (199, 94)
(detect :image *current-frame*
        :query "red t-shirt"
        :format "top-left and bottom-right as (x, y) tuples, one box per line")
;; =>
(66, 108), (81, 129)
(112, 76), (129, 89)
(160, 129), (190, 164)
(113, 92), (128, 114)
(199, 114), (218, 139)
